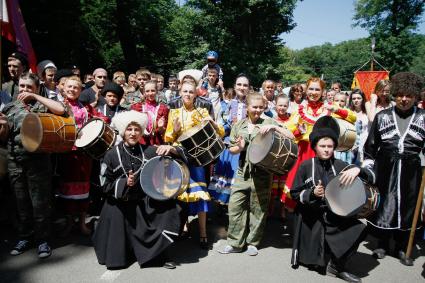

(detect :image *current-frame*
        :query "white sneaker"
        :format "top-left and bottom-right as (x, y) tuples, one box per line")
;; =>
(217, 245), (243, 254)
(246, 245), (258, 256)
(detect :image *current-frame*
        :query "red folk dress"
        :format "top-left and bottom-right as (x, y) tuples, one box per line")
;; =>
(131, 100), (169, 145)
(57, 100), (109, 214)
(282, 100), (356, 208)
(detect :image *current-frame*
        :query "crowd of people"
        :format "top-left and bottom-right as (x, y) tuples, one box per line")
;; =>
(0, 50), (424, 282)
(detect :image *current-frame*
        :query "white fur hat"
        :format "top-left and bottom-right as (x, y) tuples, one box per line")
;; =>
(111, 110), (148, 137)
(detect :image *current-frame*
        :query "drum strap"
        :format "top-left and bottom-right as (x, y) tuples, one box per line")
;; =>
(268, 136), (296, 169)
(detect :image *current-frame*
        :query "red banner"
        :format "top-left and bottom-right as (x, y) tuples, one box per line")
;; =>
(1, 0), (37, 72)
(352, 71), (389, 101)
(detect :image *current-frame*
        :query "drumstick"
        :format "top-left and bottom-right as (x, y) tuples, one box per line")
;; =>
(404, 168), (425, 262)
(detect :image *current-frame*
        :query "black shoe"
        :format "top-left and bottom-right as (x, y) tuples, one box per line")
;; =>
(10, 240), (31, 256)
(398, 251), (414, 266)
(163, 261), (176, 269)
(372, 248), (386, 259)
(200, 237), (209, 250)
(37, 242), (52, 259)
(327, 263), (362, 283)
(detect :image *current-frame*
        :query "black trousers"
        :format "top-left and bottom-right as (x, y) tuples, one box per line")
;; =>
(368, 225), (410, 252)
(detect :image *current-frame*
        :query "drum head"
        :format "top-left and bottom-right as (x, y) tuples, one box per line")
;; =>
(75, 119), (104, 148)
(248, 131), (274, 164)
(177, 121), (211, 142)
(21, 113), (42, 152)
(325, 177), (367, 217)
(140, 156), (185, 201)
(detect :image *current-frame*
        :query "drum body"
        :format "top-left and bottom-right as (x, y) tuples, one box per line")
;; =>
(140, 156), (190, 201)
(21, 113), (76, 153)
(334, 118), (357, 152)
(248, 131), (298, 175)
(75, 118), (116, 159)
(325, 176), (380, 218)
(313, 116), (356, 152)
(177, 121), (224, 166)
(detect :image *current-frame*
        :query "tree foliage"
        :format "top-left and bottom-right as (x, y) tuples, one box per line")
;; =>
(177, 0), (298, 86)
(292, 38), (371, 89)
(353, 0), (425, 73)
(18, 0), (297, 85)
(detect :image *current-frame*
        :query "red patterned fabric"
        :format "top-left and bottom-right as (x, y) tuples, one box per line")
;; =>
(354, 71), (389, 101)
(57, 152), (92, 214)
(281, 140), (316, 208)
(131, 102), (169, 145)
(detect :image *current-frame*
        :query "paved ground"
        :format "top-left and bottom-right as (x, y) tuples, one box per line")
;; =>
(1, 211), (424, 283)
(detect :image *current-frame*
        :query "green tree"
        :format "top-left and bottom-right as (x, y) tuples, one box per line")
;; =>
(179, 0), (297, 86)
(275, 46), (309, 85)
(20, 0), (179, 74)
(409, 34), (425, 76)
(293, 38), (371, 89)
(353, 0), (425, 73)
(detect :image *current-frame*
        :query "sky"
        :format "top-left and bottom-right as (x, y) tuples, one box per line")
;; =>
(281, 0), (425, 50)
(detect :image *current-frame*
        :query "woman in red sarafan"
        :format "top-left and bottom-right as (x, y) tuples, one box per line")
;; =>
(131, 80), (169, 146)
(57, 76), (109, 235)
(283, 77), (356, 209)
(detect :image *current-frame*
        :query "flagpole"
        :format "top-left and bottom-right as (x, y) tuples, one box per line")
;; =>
(0, 14), (3, 85)
(370, 37), (375, 71)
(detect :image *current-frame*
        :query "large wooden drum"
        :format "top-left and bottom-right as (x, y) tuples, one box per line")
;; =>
(248, 131), (298, 175)
(75, 118), (116, 160)
(140, 156), (190, 201)
(325, 175), (380, 218)
(21, 113), (76, 153)
(314, 116), (356, 152)
(177, 121), (224, 166)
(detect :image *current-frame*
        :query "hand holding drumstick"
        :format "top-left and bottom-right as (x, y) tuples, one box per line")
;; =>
(127, 170), (135, 187)
(313, 180), (325, 198)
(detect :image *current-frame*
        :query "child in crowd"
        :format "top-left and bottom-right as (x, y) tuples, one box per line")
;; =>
(201, 51), (223, 88)
(332, 92), (355, 163)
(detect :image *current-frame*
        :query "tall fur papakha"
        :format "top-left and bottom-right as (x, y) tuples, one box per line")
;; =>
(111, 110), (148, 137)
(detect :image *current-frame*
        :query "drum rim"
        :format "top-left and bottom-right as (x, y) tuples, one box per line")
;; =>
(75, 118), (106, 148)
(248, 130), (275, 164)
(21, 113), (42, 152)
(325, 176), (367, 217)
(177, 120), (212, 142)
(140, 156), (187, 200)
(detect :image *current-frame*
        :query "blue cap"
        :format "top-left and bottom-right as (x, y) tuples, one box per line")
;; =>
(206, 50), (218, 59)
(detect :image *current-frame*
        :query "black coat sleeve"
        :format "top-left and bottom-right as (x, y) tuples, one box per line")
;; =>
(100, 149), (128, 199)
(363, 113), (381, 168)
(290, 161), (317, 204)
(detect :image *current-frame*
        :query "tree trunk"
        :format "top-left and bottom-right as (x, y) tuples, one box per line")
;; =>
(116, 0), (139, 72)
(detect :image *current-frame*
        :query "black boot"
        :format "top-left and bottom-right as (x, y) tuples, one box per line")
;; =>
(372, 239), (389, 259)
(327, 261), (362, 283)
(398, 250), (414, 266)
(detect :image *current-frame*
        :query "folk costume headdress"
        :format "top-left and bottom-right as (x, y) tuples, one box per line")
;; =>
(111, 110), (148, 137)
